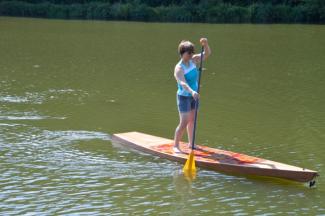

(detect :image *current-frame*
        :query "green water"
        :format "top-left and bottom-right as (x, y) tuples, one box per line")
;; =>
(0, 17), (324, 215)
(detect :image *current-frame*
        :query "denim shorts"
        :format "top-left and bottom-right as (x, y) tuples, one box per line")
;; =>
(177, 94), (197, 113)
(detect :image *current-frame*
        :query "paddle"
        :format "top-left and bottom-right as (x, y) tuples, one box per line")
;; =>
(183, 46), (204, 176)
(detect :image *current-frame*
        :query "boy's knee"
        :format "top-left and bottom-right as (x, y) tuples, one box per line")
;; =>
(178, 122), (188, 130)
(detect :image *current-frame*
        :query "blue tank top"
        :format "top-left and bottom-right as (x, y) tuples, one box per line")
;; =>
(177, 60), (198, 97)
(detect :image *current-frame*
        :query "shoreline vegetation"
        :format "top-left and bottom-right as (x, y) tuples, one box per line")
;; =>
(0, 0), (324, 24)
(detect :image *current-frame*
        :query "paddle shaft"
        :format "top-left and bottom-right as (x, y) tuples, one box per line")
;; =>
(190, 46), (204, 150)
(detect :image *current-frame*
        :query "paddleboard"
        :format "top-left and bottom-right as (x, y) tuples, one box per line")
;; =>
(112, 131), (318, 184)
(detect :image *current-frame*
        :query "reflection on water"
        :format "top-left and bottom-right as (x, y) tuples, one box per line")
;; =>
(171, 170), (195, 216)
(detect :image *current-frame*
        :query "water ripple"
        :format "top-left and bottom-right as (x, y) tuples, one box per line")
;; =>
(0, 123), (324, 215)
(0, 88), (90, 105)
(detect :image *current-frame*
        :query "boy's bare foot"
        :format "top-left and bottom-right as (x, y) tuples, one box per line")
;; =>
(188, 144), (198, 149)
(173, 146), (181, 154)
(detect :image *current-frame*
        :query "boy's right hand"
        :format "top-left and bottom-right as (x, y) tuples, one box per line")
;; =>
(192, 91), (199, 100)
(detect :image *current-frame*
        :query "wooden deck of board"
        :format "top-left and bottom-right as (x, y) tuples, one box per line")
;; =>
(112, 131), (318, 183)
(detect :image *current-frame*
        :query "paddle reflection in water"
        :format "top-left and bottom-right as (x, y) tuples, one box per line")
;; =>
(171, 170), (195, 215)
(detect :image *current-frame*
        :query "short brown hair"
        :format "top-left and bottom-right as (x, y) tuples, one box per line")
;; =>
(178, 40), (195, 56)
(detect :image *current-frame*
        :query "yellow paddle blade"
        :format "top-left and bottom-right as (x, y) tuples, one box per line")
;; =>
(183, 168), (196, 181)
(183, 150), (196, 173)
